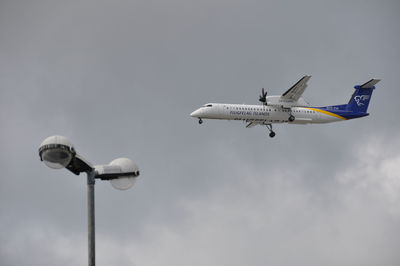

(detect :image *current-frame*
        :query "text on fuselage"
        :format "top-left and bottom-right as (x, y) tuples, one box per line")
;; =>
(230, 111), (270, 116)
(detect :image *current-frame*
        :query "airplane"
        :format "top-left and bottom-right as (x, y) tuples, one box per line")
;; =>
(190, 76), (380, 137)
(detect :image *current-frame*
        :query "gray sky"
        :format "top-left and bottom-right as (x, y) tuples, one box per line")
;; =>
(1, 0), (399, 265)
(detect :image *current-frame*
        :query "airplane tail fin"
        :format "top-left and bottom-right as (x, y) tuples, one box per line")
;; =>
(346, 79), (380, 113)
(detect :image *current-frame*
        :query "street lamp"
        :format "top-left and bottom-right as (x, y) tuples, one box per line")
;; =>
(38, 135), (140, 266)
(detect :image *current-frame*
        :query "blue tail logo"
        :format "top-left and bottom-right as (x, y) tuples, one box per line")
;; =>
(354, 94), (370, 107)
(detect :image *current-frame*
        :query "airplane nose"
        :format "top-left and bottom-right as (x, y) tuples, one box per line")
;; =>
(190, 109), (201, 117)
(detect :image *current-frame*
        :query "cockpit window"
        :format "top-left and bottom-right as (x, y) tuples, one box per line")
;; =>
(203, 104), (213, 107)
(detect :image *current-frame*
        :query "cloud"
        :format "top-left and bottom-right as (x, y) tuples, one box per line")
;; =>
(338, 136), (400, 212)
(3, 135), (399, 266)
(69, 135), (400, 266)
(0, 222), (86, 266)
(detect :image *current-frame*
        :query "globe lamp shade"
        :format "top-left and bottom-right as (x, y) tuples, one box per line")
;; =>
(109, 158), (139, 190)
(39, 136), (75, 169)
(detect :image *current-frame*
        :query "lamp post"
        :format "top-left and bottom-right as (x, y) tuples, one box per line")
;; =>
(38, 135), (140, 266)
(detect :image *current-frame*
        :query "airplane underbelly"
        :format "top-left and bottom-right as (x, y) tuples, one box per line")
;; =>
(316, 113), (343, 123)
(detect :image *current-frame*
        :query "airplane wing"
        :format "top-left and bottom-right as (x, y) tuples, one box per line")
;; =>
(281, 75), (311, 101)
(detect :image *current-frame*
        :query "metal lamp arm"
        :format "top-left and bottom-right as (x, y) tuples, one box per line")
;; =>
(94, 165), (140, 180)
(66, 154), (94, 175)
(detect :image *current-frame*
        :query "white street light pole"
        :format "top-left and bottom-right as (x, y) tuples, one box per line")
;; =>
(38, 136), (140, 266)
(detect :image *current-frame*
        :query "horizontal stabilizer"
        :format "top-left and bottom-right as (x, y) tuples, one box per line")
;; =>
(360, 79), (380, 89)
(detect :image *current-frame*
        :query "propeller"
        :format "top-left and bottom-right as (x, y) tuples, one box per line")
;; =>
(259, 88), (267, 104)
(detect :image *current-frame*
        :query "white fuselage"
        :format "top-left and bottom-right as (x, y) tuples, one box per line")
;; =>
(190, 103), (345, 124)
